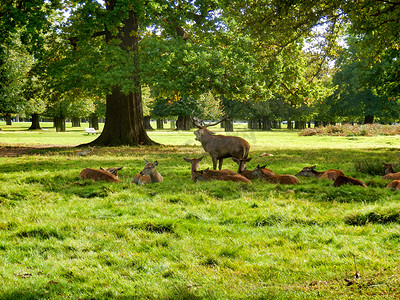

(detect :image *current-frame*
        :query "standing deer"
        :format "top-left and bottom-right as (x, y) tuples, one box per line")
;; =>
(382, 163), (400, 180)
(333, 175), (367, 187)
(131, 160), (163, 185)
(192, 116), (250, 170)
(232, 157), (275, 180)
(252, 165), (299, 185)
(296, 165), (344, 181)
(386, 180), (400, 190)
(80, 168), (122, 182)
(183, 157), (251, 184)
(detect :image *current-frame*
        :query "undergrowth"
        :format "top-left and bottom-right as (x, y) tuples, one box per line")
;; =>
(0, 139), (400, 299)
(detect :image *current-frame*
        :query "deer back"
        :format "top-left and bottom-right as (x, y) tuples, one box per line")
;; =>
(333, 175), (367, 187)
(386, 180), (400, 190)
(80, 168), (121, 182)
(264, 175), (299, 185)
(194, 127), (250, 160)
(194, 169), (251, 184)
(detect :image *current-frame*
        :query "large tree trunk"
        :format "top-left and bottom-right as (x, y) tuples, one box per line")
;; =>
(28, 113), (42, 130)
(87, 4), (155, 146)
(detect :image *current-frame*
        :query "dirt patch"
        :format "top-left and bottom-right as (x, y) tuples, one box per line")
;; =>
(0, 145), (73, 157)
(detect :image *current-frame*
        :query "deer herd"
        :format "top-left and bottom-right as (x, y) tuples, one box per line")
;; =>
(79, 117), (400, 191)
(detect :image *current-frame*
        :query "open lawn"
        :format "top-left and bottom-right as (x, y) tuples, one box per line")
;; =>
(0, 122), (400, 299)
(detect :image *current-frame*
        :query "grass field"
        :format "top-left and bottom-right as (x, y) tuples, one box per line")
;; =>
(1, 122), (400, 299)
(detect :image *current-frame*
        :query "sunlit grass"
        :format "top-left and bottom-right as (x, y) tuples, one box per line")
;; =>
(0, 123), (400, 298)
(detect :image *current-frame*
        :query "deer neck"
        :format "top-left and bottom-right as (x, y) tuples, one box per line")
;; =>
(149, 171), (162, 182)
(310, 170), (324, 177)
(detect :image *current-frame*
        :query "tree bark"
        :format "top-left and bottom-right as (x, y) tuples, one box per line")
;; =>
(364, 115), (374, 124)
(144, 116), (153, 130)
(89, 115), (99, 130)
(28, 113), (42, 130)
(156, 119), (164, 129)
(262, 117), (271, 131)
(54, 116), (66, 132)
(176, 115), (191, 130)
(5, 113), (11, 125)
(224, 119), (233, 132)
(87, 4), (155, 146)
(71, 117), (81, 127)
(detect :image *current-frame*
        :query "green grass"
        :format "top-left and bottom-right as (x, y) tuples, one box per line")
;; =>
(1, 122), (400, 299)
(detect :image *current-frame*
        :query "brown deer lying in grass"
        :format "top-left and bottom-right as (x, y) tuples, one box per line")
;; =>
(131, 160), (163, 185)
(183, 157), (251, 184)
(232, 157), (275, 180)
(100, 166), (123, 177)
(80, 168), (122, 182)
(382, 163), (400, 180)
(333, 175), (367, 187)
(386, 180), (400, 190)
(296, 165), (344, 181)
(252, 165), (299, 185)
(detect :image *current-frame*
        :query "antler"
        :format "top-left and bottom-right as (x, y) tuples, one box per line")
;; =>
(203, 115), (229, 128)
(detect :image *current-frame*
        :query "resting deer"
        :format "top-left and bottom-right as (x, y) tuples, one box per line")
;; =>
(100, 166), (123, 177)
(382, 163), (400, 180)
(131, 160), (163, 185)
(386, 180), (400, 191)
(232, 157), (275, 180)
(80, 168), (121, 182)
(252, 165), (299, 185)
(333, 175), (367, 187)
(183, 157), (251, 184)
(296, 165), (344, 181)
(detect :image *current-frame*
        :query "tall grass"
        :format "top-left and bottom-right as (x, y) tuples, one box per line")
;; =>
(1, 124), (400, 298)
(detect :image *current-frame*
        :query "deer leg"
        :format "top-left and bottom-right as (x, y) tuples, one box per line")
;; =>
(212, 156), (218, 170)
(218, 158), (223, 170)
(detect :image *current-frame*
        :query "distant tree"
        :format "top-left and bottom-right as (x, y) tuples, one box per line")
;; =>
(328, 36), (400, 124)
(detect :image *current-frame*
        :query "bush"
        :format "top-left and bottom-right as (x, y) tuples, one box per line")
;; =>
(300, 124), (400, 136)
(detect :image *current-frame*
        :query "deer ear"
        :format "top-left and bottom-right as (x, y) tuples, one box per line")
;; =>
(183, 158), (191, 162)
(116, 166), (123, 170)
(199, 156), (204, 161)
(154, 161), (158, 166)
(246, 158), (252, 162)
(100, 167), (105, 171)
(144, 159), (150, 164)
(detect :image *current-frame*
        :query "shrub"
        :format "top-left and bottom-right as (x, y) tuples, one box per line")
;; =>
(300, 124), (400, 137)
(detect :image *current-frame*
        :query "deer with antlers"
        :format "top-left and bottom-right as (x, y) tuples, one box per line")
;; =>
(192, 116), (250, 170)
(131, 160), (163, 185)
